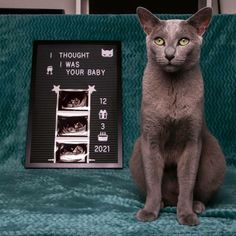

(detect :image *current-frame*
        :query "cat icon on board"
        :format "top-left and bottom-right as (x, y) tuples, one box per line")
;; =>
(101, 49), (113, 57)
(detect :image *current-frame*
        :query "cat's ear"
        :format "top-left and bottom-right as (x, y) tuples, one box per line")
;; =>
(187, 7), (212, 36)
(136, 7), (161, 35)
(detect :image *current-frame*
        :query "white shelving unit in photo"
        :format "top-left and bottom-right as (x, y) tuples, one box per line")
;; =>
(0, 0), (89, 14)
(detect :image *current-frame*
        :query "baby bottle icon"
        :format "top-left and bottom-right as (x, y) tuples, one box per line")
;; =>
(47, 66), (53, 75)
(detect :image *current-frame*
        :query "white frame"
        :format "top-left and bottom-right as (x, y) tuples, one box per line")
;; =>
(53, 87), (93, 164)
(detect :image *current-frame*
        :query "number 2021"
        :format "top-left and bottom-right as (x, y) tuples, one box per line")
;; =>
(94, 145), (110, 153)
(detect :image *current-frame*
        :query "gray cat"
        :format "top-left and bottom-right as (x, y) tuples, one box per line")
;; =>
(129, 7), (226, 226)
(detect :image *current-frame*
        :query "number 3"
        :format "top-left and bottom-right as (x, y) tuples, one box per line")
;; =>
(101, 123), (105, 130)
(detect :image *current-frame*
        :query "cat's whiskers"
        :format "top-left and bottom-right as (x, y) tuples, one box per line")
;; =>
(156, 57), (168, 65)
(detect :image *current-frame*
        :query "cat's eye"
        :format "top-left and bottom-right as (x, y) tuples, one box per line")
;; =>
(178, 38), (190, 46)
(154, 37), (165, 46)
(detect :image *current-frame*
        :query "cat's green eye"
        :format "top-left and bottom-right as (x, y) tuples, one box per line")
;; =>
(154, 37), (165, 46)
(178, 38), (190, 46)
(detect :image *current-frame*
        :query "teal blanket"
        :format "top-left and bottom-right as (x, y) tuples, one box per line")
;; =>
(0, 14), (236, 235)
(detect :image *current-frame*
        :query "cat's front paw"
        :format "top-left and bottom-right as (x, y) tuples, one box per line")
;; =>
(177, 212), (199, 226)
(135, 209), (158, 222)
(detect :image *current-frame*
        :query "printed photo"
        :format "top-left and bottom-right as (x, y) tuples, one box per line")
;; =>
(56, 143), (87, 163)
(57, 116), (88, 136)
(58, 91), (88, 110)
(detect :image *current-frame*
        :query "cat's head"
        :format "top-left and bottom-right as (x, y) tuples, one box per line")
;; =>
(137, 7), (212, 73)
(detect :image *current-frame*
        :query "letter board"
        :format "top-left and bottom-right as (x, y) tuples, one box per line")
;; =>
(25, 41), (122, 168)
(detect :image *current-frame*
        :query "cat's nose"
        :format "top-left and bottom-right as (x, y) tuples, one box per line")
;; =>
(165, 46), (176, 61)
(165, 54), (175, 61)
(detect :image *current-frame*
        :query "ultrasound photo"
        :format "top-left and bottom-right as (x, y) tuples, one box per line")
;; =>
(56, 143), (87, 163)
(59, 91), (88, 110)
(57, 116), (88, 136)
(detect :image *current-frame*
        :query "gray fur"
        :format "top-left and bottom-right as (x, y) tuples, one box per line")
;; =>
(129, 7), (226, 226)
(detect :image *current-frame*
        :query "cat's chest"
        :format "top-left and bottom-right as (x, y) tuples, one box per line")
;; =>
(141, 75), (204, 135)
(145, 85), (199, 120)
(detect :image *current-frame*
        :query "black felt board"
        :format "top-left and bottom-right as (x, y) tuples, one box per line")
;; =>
(25, 41), (122, 168)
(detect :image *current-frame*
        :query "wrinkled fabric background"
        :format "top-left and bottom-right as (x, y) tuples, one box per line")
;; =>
(0, 14), (236, 235)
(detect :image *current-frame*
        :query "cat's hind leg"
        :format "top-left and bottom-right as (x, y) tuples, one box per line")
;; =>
(193, 200), (205, 214)
(194, 130), (226, 205)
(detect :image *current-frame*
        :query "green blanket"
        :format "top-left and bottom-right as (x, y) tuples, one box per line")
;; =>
(0, 14), (236, 235)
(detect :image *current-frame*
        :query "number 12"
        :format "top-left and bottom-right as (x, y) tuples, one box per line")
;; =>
(100, 98), (107, 105)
